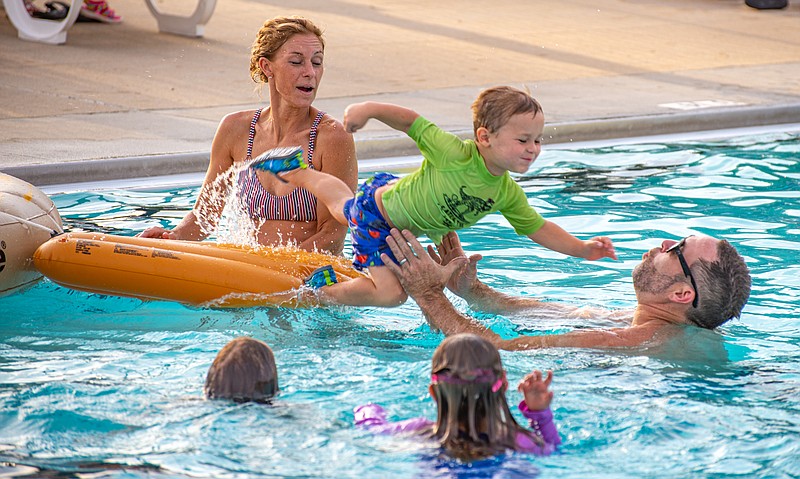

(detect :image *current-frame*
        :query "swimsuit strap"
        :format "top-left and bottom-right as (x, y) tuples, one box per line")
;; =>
(307, 110), (325, 167)
(238, 108), (322, 222)
(246, 108), (263, 161)
(246, 108), (323, 164)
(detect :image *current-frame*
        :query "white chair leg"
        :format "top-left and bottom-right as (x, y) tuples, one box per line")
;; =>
(143, 0), (215, 37)
(3, 0), (81, 44)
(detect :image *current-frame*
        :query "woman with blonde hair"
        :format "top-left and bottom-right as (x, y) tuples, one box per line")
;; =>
(140, 16), (357, 255)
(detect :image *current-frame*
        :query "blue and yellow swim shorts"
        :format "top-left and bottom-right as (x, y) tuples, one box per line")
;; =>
(343, 173), (399, 271)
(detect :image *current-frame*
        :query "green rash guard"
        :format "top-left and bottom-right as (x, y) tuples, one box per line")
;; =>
(381, 116), (546, 244)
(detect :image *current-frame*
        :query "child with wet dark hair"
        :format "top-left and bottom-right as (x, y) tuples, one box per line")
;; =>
(355, 334), (560, 461)
(204, 337), (279, 403)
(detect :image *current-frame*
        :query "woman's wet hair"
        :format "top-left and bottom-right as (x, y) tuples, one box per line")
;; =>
(250, 16), (325, 84)
(425, 334), (542, 461)
(204, 337), (279, 403)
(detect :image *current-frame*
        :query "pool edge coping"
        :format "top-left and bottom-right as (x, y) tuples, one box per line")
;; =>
(5, 103), (800, 187)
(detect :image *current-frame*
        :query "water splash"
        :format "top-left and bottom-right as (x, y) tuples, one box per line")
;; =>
(193, 163), (263, 248)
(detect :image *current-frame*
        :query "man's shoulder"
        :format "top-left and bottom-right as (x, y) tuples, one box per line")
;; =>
(624, 319), (687, 345)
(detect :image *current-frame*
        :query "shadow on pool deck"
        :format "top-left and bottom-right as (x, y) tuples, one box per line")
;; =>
(1, 0), (800, 185)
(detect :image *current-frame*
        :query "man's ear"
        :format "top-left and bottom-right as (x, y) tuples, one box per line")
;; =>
(475, 127), (491, 146)
(669, 282), (695, 305)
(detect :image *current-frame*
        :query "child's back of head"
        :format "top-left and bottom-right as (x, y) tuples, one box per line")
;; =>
(428, 334), (541, 461)
(204, 336), (279, 403)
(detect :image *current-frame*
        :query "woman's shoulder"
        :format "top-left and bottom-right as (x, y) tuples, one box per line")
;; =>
(315, 111), (346, 133)
(318, 110), (344, 127)
(220, 109), (260, 126)
(316, 112), (356, 150)
(211, 109), (260, 153)
(215, 109), (260, 136)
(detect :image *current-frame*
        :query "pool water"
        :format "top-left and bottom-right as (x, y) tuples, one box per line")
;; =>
(1, 131), (799, 478)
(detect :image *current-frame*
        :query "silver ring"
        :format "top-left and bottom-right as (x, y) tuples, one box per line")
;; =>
(398, 258), (408, 266)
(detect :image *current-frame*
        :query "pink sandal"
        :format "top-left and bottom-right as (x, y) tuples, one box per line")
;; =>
(79, 0), (122, 23)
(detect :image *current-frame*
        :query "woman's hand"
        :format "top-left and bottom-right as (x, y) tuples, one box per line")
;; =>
(137, 226), (177, 240)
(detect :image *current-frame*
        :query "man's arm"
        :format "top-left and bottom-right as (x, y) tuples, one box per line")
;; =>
(409, 286), (506, 342)
(382, 229), (649, 351)
(502, 328), (643, 350)
(433, 231), (576, 316)
(411, 286), (641, 351)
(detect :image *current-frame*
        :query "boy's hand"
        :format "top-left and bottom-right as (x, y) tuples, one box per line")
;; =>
(583, 236), (617, 260)
(518, 370), (554, 411)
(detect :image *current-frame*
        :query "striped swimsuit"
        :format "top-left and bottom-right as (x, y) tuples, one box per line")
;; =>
(237, 109), (324, 222)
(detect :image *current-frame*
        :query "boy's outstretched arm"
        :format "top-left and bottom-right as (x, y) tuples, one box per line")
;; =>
(528, 221), (617, 261)
(343, 102), (420, 134)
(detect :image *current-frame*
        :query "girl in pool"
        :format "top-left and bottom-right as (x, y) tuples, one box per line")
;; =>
(354, 334), (560, 461)
(205, 337), (279, 403)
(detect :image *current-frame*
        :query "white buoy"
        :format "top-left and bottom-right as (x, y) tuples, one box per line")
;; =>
(0, 173), (63, 297)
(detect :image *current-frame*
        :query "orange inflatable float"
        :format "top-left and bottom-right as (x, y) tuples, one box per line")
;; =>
(33, 232), (364, 308)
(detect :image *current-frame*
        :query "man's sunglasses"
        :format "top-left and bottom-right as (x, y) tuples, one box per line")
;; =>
(666, 236), (699, 308)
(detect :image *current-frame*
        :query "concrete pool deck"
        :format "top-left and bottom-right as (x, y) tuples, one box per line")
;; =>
(1, 0), (800, 186)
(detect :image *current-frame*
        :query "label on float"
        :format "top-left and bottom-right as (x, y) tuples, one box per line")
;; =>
(152, 249), (181, 260)
(113, 244), (148, 257)
(75, 240), (101, 255)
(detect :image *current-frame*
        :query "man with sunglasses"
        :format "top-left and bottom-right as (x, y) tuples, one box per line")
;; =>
(382, 229), (751, 350)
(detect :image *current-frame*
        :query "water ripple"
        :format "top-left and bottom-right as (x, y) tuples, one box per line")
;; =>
(1, 133), (798, 478)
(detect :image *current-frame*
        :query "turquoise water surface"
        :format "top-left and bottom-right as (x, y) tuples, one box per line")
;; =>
(1, 131), (799, 478)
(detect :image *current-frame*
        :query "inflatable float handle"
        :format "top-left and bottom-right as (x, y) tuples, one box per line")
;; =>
(0, 211), (62, 237)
